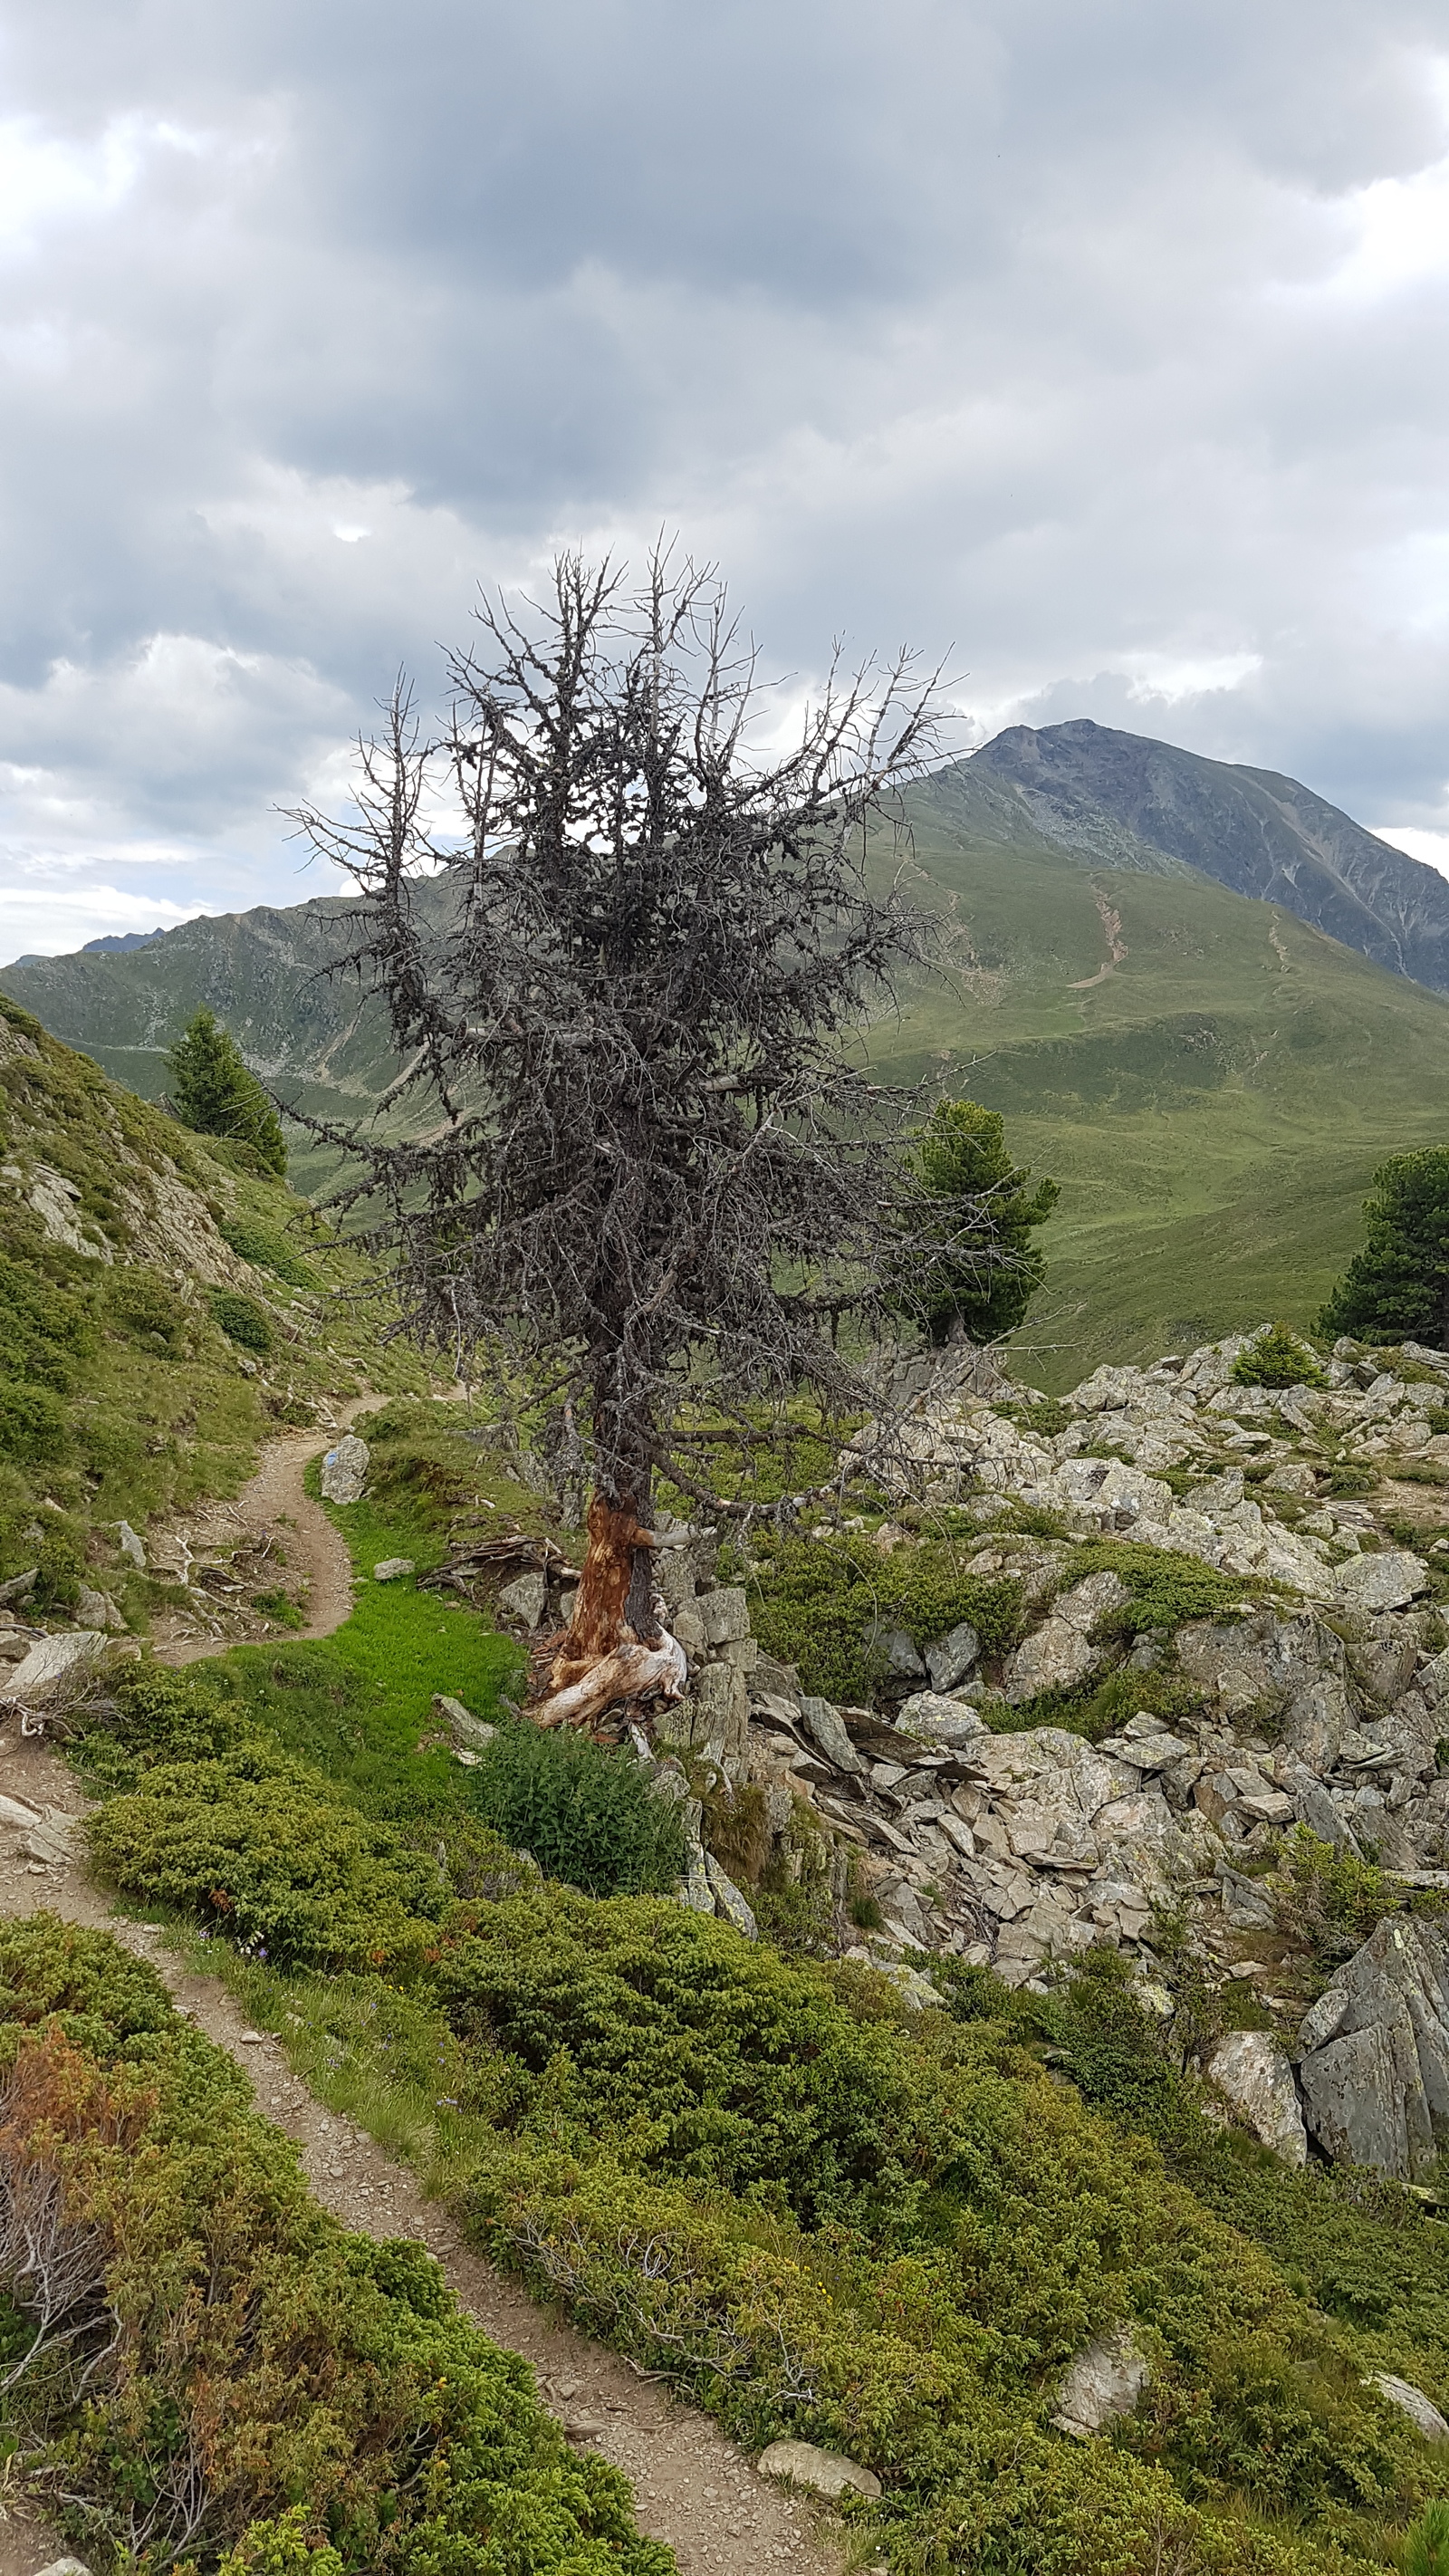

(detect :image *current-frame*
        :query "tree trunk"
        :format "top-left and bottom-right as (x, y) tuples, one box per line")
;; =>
(529, 1485), (684, 1730)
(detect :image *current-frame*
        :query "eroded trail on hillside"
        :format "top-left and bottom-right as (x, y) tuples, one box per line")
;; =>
(0, 1429), (839, 2576)
(158, 1399), (383, 1665)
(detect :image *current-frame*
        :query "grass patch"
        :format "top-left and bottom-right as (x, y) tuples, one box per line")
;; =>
(738, 1528), (1025, 1704)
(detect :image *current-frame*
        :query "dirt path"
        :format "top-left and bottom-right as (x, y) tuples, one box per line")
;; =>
(159, 1399), (383, 1666)
(0, 1428), (841, 2576)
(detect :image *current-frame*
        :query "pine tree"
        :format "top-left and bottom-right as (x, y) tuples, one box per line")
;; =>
(1316, 1147), (1449, 1349)
(168, 1008), (287, 1177)
(902, 1099), (1058, 1346)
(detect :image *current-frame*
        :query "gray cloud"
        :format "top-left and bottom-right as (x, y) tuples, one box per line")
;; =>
(2, 0), (1448, 956)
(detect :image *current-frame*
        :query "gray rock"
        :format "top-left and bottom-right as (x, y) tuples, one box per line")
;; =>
(1051, 2322), (1150, 2437)
(699, 1584), (751, 1647)
(924, 1618), (979, 1691)
(686, 1659), (751, 1756)
(879, 1628), (926, 1680)
(670, 1598), (706, 1658)
(7, 1630), (107, 1701)
(35, 2560), (96, 2576)
(114, 1520), (147, 1569)
(0, 1563), (39, 1602)
(497, 1570), (548, 1628)
(1055, 1571), (1131, 1631)
(1215, 1864), (1274, 1930)
(1334, 1551), (1429, 1613)
(1366, 2371), (1449, 2441)
(679, 1838), (715, 1913)
(1291, 1776), (1364, 1859)
(372, 1557), (416, 1583)
(75, 1584), (124, 1630)
(1297, 1914), (1449, 2177)
(756, 2438), (880, 2502)
(1003, 1615), (1097, 1703)
(433, 1693), (497, 1752)
(320, 1434), (369, 1503)
(1205, 2032), (1308, 2165)
(799, 1696), (865, 1773)
(705, 1851), (757, 1938)
(896, 1690), (986, 1748)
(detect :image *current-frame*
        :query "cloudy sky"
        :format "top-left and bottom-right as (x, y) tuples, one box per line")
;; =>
(2, 0), (1448, 959)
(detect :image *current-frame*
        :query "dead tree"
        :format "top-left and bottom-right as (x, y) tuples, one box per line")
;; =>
(291, 550), (972, 1730)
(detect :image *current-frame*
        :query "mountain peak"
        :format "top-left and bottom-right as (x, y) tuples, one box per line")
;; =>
(964, 719), (1449, 992)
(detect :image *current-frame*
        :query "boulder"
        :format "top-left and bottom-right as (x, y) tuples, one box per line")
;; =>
(1290, 1775), (1363, 1859)
(75, 1584), (124, 1629)
(699, 1585), (751, 1648)
(879, 1628), (926, 1680)
(320, 1435), (369, 1503)
(432, 1694), (497, 1753)
(34, 2561), (95, 2576)
(497, 1571), (547, 1628)
(1297, 1914), (1449, 2177)
(1205, 2032), (1308, 2165)
(372, 1557), (416, 1584)
(924, 1619), (979, 1691)
(1003, 1615), (1097, 1703)
(756, 2438), (880, 2502)
(678, 1838), (715, 1913)
(799, 1695), (865, 1773)
(0, 1564), (39, 1603)
(1365, 2371), (1449, 2441)
(7, 1630), (107, 1701)
(896, 1690), (985, 1748)
(684, 1659), (751, 1757)
(1334, 1551), (1428, 1613)
(1051, 2322), (1150, 2437)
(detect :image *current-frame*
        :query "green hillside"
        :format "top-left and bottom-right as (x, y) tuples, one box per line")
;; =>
(865, 770), (1449, 1388)
(0, 991), (426, 1622)
(5, 764), (1449, 1389)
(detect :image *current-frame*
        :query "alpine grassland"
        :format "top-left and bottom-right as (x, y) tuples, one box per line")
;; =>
(8, 763), (1449, 1388)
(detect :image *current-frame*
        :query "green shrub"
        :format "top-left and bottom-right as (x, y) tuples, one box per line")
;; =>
(0, 1251), (97, 1389)
(470, 1723), (687, 1898)
(87, 1748), (453, 1969)
(744, 1531), (1024, 1702)
(0, 1379), (72, 1465)
(221, 1216), (321, 1289)
(0, 1916), (671, 2575)
(1064, 1538), (1266, 1635)
(208, 1287), (275, 1352)
(1233, 1325), (1328, 1389)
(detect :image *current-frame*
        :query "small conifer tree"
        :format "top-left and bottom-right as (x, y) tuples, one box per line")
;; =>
(168, 1008), (286, 1176)
(1317, 1147), (1449, 1350)
(1404, 2501), (1449, 2576)
(1232, 1322), (1327, 1389)
(899, 1099), (1058, 1346)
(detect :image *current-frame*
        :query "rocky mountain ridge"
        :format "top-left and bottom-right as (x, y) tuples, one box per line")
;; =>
(954, 719), (1449, 992)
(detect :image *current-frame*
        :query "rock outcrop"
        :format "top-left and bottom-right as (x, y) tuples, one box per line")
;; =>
(1296, 1917), (1449, 2178)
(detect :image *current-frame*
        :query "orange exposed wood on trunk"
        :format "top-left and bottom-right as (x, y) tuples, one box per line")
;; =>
(544, 1491), (654, 1694)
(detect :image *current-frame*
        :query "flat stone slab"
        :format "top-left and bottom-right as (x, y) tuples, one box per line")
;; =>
(756, 2438), (880, 2501)
(7, 1631), (107, 1701)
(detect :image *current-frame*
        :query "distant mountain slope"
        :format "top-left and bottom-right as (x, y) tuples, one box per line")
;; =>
(5, 741), (1449, 1389)
(949, 718), (1449, 992)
